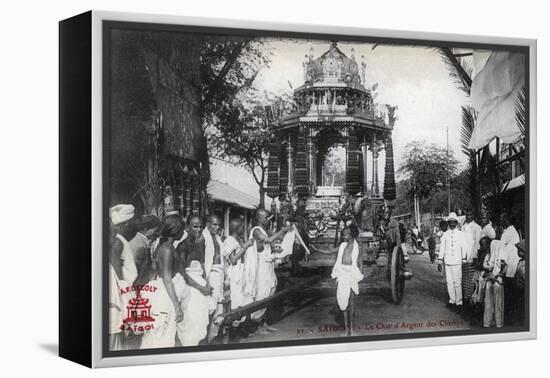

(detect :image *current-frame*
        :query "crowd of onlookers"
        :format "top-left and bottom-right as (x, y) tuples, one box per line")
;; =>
(109, 201), (526, 352)
(404, 211), (526, 328)
(108, 204), (298, 351)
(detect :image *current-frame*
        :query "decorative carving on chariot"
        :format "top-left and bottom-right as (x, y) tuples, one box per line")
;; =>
(386, 104), (399, 127)
(322, 52), (343, 82)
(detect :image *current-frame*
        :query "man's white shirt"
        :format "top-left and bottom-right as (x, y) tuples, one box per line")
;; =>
(481, 222), (496, 239)
(439, 228), (467, 265)
(500, 225), (521, 278)
(463, 221), (482, 261)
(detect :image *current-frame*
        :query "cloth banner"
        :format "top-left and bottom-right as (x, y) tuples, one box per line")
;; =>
(469, 51), (525, 150)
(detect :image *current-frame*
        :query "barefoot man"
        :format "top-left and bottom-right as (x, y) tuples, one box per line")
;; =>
(312, 225), (364, 336)
(223, 218), (254, 332)
(140, 214), (186, 349)
(176, 215), (212, 346)
(203, 214), (226, 342)
(249, 209), (291, 335)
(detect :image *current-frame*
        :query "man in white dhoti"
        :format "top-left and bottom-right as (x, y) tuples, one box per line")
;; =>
(499, 213), (521, 323)
(439, 212), (468, 312)
(176, 215), (212, 346)
(140, 214), (187, 349)
(312, 225), (364, 336)
(109, 204), (138, 350)
(249, 209), (291, 335)
(483, 239), (506, 328)
(110, 204), (139, 284)
(179, 260), (210, 346)
(108, 263), (125, 351)
(332, 226), (363, 335)
(203, 214), (226, 342)
(223, 219), (254, 331)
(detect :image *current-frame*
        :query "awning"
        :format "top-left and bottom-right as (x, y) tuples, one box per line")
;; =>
(207, 179), (259, 210)
(503, 173), (525, 192)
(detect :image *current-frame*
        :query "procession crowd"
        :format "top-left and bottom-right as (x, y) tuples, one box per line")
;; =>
(108, 204), (294, 351)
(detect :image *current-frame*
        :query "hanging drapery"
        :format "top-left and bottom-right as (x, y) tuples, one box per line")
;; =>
(468, 51), (525, 149)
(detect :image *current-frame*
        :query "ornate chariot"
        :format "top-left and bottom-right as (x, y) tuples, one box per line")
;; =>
(266, 42), (412, 303)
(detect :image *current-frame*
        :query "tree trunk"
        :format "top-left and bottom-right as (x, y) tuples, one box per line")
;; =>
(259, 185), (266, 209)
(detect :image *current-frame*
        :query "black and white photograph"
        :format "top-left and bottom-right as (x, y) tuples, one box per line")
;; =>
(104, 21), (531, 356)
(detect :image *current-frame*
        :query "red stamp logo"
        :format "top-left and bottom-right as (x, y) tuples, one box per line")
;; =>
(119, 285), (158, 333)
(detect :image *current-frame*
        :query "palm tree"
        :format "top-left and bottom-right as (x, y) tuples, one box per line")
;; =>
(460, 106), (480, 218)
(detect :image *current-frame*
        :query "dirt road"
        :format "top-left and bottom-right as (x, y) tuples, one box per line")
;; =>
(244, 251), (473, 342)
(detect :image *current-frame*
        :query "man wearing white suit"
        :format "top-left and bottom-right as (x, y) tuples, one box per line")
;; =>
(439, 212), (468, 310)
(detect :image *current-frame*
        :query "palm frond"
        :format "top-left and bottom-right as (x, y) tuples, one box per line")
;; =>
(515, 85), (527, 137)
(460, 105), (480, 216)
(460, 106), (477, 156)
(437, 47), (472, 95)
(460, 57), (474, 80)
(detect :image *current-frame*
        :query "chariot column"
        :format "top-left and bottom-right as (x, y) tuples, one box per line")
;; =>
(294, 126), (308, 195)
(287, 133), (294, 193)
(266, 133), (281, 199)
(307, 129), (317, 194)
(361, 136), (369, 195)
(345, 128), (361, 195)
(370, 141), (380, 197)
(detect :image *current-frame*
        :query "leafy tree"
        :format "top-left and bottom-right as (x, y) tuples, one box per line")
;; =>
(110, 30), (270, 214)
(398, 141), (459, 202)
(207, 91), (273, 208)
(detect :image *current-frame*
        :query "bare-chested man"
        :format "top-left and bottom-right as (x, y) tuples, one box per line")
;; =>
(129, 215), (160, 282)
(176, 215), (212, 346)
(140, 214), (187, 349)
(249, 209), (291, 335)
(202, 214), (226, 342)
(312, 225), (364, 336)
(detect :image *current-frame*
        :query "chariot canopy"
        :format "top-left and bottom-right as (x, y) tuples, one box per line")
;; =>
(266, 41), (397, 204)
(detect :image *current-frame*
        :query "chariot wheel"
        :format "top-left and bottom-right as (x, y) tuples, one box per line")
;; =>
(391, 245), (406, 304)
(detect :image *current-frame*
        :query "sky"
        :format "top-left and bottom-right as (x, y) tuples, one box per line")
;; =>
(253, 39), (471, 175)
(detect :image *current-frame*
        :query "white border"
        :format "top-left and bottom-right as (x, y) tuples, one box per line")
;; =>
(90, 10), (537, 368)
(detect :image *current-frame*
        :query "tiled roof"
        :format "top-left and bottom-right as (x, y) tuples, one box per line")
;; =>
(207, 179), (259, 210)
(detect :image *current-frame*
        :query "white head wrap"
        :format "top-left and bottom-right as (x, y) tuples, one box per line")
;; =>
(110, 204), (135, 225)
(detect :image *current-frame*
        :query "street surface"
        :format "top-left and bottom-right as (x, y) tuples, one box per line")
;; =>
(245, 251), (472, 342)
